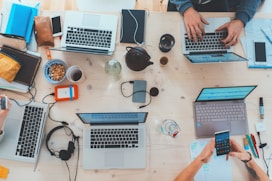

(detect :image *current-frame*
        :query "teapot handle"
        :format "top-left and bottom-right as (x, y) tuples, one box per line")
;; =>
(126, 46), (133, 52)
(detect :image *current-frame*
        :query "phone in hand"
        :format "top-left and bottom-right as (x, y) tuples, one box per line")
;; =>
(215, 130), (230, 156)
(51, 15), (62, 37)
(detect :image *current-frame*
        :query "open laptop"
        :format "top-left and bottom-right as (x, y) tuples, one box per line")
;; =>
(52, 11), (118, 55)
(181, 17), (247, 63)
(76, 112), (148, 170)
(0, 100), (48, 163)
(193, 85), (257, 138)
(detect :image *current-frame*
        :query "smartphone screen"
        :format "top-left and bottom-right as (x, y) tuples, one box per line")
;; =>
(215, 130), (230, 156)
(254, 42), (266, 62)
(51, 16), (62, 37)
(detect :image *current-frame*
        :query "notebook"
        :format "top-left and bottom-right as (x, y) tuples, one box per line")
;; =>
(5, 3), (38, 43)
(181, 17), (247, 63)
(0, 45), (41, 93)
(120, 9), (146, 44)
(0, 100), (48, 163)
(76, 112), (148, 169)
(194, 85), (257, 138)
(52, 11), (118, 55)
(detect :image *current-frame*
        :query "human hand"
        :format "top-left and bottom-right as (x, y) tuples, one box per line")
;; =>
(216, 19), (244, 47)
(197, 138), (215, 163)
(183, 7), (209, 42)
(0, 95), (11, 127)
(228, 138), (250, 161)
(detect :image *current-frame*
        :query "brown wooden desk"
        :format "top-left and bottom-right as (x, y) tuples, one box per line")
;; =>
(1, 11), (272, 181)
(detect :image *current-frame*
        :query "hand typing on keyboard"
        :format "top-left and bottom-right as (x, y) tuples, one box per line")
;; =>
(0, 95), (11, 142)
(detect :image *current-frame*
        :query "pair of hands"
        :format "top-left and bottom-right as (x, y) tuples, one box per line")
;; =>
(198, 138), (250, 164)
(183, 7), (244, 47)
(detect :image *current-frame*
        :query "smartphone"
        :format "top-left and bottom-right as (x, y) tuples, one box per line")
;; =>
(132, 80), (147, 103)
(1, 96), (8, 110)
(254, 42), (266, 63)
(215, 130), (230, 156)
(51, 15), (62, 37)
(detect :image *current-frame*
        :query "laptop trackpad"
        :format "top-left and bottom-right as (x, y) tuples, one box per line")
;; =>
(82, 14), (100, 27)
(105, 151), (124, 168)
(213, 121), (230, 133)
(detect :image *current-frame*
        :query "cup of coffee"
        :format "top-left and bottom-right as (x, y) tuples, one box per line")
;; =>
(66, 65), (85, 83)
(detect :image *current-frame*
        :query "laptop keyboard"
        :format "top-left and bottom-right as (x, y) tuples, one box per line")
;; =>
(185, 31), (228, 52)
(90, 128), (139, 149)
(16, 106), (44, 158)
(195, 102), (246, 122)
(65, 27), (112, 48)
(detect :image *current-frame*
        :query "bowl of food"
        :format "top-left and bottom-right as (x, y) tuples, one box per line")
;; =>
(43, 59), (67, 84)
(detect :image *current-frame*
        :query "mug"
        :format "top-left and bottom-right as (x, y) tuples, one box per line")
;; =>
(66, 65), (85, 83)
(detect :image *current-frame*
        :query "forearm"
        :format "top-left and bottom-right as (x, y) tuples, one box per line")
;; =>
(170, 0), (193, 14)
(174, 157), (204, 181)
(235, 0), (261, 25)
(245, 160), (270, 181)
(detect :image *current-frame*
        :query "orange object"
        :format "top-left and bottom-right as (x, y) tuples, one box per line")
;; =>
(0, 165), (9, 179)
(54, 84), (78, 101)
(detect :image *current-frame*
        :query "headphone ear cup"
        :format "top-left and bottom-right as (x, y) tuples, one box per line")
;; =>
(59, 150), (71, 161)
(68, 141), (75, 155)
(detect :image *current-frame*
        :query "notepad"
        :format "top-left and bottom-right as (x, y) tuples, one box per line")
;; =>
(5, 3), (38, 43)
(120, 9), (146, 44)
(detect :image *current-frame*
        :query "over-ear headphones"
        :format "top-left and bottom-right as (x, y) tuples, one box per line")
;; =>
(46, 125), (78, 161)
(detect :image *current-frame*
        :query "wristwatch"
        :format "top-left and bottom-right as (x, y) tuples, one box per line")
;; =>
(241, 151), (252, 163)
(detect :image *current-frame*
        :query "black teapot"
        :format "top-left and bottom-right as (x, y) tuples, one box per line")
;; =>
(125, 46), (153, 71)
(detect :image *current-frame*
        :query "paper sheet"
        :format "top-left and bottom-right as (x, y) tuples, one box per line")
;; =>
(190, 139), (232, 181)
(241, 18), (272, 68)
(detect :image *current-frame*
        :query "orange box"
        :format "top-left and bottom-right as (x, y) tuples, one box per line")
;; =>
(54, 84), (78, 101)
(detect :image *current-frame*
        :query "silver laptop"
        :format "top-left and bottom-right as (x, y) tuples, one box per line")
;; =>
(0, 100), (48, 163)
(76, 112), (148, 170)
(181, 17), (247, 63)
(194, 85), (257, 138)
(53, 11), (118, 55)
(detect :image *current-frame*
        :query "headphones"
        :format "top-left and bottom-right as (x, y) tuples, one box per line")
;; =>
(46, 125), (78, 161)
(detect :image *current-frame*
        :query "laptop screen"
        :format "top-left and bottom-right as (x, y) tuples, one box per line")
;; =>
(196, 86), (257, 101)
(76, 112), (148, 124)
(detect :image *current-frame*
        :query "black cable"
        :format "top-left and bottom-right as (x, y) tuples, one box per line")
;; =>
(257, 131), (269, 177)
(120, 81), (152, 108)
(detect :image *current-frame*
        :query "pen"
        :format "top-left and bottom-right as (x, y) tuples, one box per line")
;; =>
(246, 134), (258, 158)
(259, 97), (264, 119)
(251, 134), (260, 158)
(261, 28), (272, 44)
(243, 137), (250, 151)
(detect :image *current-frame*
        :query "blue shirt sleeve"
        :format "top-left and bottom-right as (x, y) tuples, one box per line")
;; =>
(170, 0), (193, 14)
(234, 0), (261, 26)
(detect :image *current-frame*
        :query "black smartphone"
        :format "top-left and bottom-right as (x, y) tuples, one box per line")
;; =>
(215, 130), (230, 156)
(132, 80), (147, 103)
(1, 96), (8, 110)
(254, 42), (266, 63)
(51, 15), (62, 37)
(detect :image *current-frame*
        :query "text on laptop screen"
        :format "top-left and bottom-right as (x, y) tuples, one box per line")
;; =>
(77, 112), (148, 124)
(196, 86), (257, 101)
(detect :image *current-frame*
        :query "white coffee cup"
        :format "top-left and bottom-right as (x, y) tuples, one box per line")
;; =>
(66, 65), (85, 83)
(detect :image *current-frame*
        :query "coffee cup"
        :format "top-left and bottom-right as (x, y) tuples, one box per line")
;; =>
(66, 65), (85, 83)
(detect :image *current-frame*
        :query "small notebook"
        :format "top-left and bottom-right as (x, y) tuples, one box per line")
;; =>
(120, 9), (146, 44)
(1, 45), (41, 86)
(5, 3), (38, 43)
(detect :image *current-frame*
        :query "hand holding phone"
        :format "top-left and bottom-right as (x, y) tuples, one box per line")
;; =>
(1, 96), (8, 110)
(215, 130), (230, 156)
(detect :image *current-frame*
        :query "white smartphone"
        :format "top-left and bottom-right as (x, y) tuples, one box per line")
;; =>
(51, 15), (62, 37)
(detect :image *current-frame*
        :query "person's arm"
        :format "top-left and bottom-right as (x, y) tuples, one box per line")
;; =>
(235, 0), (261, 26)
(229, 138), (269, 181)
(170, 0), (193, 14)
(0, 96), (11, 142)
(174, 139), (215, 181)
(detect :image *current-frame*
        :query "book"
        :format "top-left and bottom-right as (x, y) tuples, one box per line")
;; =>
(1, 45), (41, 86)
(120, 9), (146, 44)
(5, 3), (38, 43)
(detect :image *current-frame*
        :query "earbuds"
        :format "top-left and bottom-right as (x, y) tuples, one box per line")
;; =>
(46, 125), (78, 161)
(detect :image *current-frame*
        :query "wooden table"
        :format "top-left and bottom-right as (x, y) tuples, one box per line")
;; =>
(1, 11), (272, 181)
